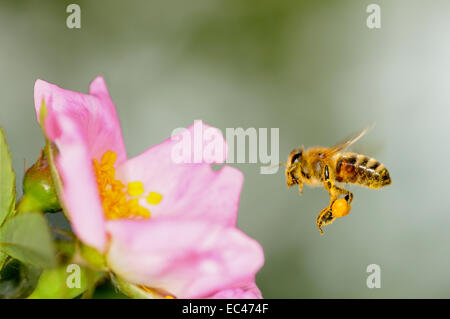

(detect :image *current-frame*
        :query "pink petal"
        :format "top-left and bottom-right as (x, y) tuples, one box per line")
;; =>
(48, 114), (107, 251)
(34, 77), (127, 163)
(207, 281), (262, 299)
(106, 217), (264, 299)
(116, 122), (243, 226)
(33, 77), (126, 252)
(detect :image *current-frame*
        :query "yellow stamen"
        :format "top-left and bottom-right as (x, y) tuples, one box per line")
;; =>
(100, 150), (117, 167)
(146, 192), (163, 205)
(139, 285), (176, 299)
(128, 198), (151, 218)
(93, 151), (161, 220)
(127, 182), (145, 197)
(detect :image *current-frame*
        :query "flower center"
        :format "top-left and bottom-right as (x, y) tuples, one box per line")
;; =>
(93, 151), (162, 220)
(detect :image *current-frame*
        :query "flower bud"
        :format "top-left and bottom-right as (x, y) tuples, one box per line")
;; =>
(19, 149), (61, 213)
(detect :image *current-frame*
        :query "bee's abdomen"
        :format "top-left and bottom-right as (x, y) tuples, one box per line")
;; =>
(334, 153), (391, 188)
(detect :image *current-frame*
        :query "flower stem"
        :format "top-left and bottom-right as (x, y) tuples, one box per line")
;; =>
(51, 226), (75, 240)
(15, 196), (35, 214)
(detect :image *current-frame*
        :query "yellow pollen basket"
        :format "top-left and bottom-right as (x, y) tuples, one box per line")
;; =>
(93, 151), (163, 220)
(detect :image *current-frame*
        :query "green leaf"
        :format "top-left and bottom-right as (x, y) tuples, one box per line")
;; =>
(0, 258), (41, 299)
(0, 212), (56, 268)
(0, 128), (15, 226)
(27, 264), (105, 299)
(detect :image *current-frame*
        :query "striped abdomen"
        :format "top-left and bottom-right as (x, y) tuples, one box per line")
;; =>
(334, 153), (391, 188)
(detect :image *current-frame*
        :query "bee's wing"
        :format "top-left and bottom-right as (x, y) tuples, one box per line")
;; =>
(322, 125), (373, 158)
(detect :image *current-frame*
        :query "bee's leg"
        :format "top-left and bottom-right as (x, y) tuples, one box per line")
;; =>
(328, 184), (353, 207)
(322, 165), (353, 205)
(315, 165), (336, 234)
(316, 205), (335, 235)
(298, 182), (303, 195)
(330, 185), (353, 205)
(316, 165), (354, 234)
(287, 165), (303, 195)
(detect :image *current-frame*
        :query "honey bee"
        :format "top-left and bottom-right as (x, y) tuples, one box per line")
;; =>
(285, 127), (391, 235)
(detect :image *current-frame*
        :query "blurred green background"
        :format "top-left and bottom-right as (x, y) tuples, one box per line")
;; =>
(1, 0), (450, 298)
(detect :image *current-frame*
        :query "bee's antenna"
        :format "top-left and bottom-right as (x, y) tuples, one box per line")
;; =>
(267, 161), (287, 169)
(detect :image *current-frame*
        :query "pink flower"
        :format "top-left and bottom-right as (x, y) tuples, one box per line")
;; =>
(208, 281), (262, 299)
(33, 76), (264, 299)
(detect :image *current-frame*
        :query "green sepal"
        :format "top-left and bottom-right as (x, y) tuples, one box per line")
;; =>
(38, 101), (69, 219)
(111, 275), (162, 299)
(77, 241), (107, 271)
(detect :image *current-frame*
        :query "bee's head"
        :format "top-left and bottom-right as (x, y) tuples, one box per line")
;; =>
(286, 147), (304, 188)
